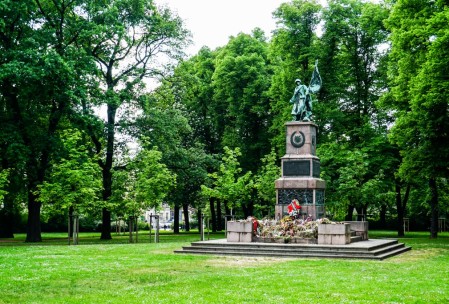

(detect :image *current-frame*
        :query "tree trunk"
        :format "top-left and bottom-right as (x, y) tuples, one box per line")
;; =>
(25, 192), (42, 242)
(429, 178), (439, 239)
(209, 198), (216, 232)
(68, 206), (74, 238)
(396, 183), (404, 237)
(242, 201), (254, 218)
(355, 206), (364, 221)
(0, 197), (16, 238)
(173, 204), (180, 234)
(183, 203), (190, 231)
(100, 151), (113, 240)
(0, 157), (16, 238)
(197, 210), (202, 236)
(1, 81), (20, 239)
(379, 203), (387, 229)
(396, 182), (410, 237)
(345, 204), (354, 221)
(216, 200), (222, 231)
(100, 208), (112, 240)
(100, 103), (117, 240)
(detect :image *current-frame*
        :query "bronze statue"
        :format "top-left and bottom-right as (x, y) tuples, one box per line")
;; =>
(289, 60), (322, 121)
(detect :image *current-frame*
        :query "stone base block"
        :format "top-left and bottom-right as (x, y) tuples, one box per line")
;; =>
(227, 231), (252, 243)
(227, 221), (253, 233)
(318, 234), (351, 245)
(318, 223), (351, 245)
(344, 221), (369, 240)
(226, 221), (253, 242)
(318, 223), (350, 235)
(318, 234), (332, 245)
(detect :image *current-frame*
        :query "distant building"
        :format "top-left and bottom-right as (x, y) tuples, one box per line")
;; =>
(143, 203), (196, 229)
(144, 203), (173, 229)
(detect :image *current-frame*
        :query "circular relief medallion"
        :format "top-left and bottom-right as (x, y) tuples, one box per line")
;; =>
(290, 131), (305, 148)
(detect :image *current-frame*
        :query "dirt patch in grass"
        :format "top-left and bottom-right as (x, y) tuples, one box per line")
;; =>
(387, 248), (442, 263)
(204, 256), (295, 268)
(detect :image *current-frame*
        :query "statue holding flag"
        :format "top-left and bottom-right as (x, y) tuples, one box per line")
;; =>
(289, 60), (322, 121)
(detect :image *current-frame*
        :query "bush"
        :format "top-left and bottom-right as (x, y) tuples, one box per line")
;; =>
(42, 213), (67, 232)
(138, 221), (149, 231)
(79, 216), (99, 232)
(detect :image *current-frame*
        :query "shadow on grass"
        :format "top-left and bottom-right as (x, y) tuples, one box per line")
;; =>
(0, 230), (226, 246)
(2, 230), (448, 248)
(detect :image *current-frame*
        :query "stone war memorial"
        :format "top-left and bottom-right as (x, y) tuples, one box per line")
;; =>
(275, 60), (325, 221)
(176, 61), (411, 260)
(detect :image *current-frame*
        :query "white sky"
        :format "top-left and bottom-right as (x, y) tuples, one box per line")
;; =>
(155, 0), (288, 56)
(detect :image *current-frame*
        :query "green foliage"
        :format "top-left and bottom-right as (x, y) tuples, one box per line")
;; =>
(386, 1), (449, 180)
(201, 147), (253, 215)
(137, 104), (213, 218)
(0, 169), (9, 203)
(170, 47), (220, 154)
(35, 130), (102, 215)
(155, 32), (274, 218)
(253, 149), (280, 216)
(212, 32), (273, 173)
(110, 148), (176, 218)
(318, 0), (390, 141)
(384, 0), (449, 237)
(70, 0), (190, 239)
(3, 0), (449, 239)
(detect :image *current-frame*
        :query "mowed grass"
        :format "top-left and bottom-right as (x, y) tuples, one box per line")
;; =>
(0, 231), (448, 304)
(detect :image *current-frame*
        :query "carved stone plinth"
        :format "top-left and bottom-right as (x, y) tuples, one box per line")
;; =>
(275, 121), (326, 220)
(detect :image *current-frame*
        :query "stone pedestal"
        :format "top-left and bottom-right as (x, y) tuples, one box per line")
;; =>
(226, 221), (253, 243)
(275, 121), (326, 220)
(318, 223), (351, 245)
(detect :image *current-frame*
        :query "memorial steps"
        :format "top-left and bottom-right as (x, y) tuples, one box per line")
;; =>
(174, 238), (411, 260)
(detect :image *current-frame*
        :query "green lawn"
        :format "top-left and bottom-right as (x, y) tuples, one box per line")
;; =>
(1, 231), (448, 303)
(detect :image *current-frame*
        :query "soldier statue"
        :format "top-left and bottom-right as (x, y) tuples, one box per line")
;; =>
(289, 60), (322, 121)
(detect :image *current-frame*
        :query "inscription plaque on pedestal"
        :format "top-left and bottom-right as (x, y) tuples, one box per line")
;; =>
(283, 160), (310, 176)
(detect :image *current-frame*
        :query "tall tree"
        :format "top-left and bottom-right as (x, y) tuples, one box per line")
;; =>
(169, 31), (274, 225)
(81, 0), (189, 239)
(212, 30), (273, 173)
(0, 1), (30, 238)
(315, 0), (391, 220)
(169, 47), (222, 230)
(210, 30), (273, 217)
(137, 103), (212, 233)
(385, 0), (449, 238)
(0, 0), (96, 241)
(318, 0), (389, 141)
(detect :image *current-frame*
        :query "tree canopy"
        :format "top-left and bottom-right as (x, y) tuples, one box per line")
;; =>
(1, 0), (448, 240)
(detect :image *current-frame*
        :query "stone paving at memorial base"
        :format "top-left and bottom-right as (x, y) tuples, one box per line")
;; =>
(175, 238), (411, 260)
